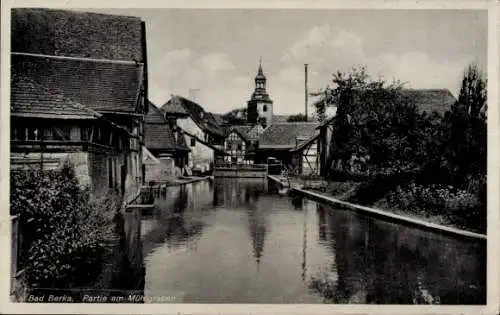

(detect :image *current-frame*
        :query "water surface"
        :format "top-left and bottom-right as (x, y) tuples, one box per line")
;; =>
(122, 178), (486, 304)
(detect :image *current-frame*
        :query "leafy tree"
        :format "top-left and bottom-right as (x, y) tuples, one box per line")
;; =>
(313, 66), (411, 177)
(286, 113), (308, 122)
(223, 107), (247, 125)
(442, 64), (487, 190)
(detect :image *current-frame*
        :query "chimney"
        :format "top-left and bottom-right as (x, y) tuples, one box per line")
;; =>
(304, 64), (308, 121)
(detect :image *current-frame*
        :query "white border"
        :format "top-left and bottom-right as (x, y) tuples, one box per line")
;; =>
(1, 1), (498, 314)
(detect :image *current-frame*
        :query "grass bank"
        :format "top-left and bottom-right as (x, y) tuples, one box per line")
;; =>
(300, 179), (485, 235)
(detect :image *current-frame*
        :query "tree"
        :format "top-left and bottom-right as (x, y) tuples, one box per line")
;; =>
(310, 86), (332, 123)
(223, 107), (247, 125)
(287, 114), (308, 122)
(442, 64), (487, 189)
(313, 66), (412, 177)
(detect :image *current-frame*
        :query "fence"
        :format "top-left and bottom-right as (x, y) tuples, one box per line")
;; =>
(214, 163), (268, 170)
(213, 163), (268, 178)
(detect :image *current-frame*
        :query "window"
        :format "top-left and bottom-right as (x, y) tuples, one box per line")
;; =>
(80, 127), (91, 141)
(237, 144), (242, 151)
(190, 137), (196, 147)
(12, 127), (42, 140)
(263, 105), (267, 112)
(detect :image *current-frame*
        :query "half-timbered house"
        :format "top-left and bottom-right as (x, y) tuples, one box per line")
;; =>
(255, 122), (319, 175)
(222, 126), (252, 164)
(10, 8), (149, 201)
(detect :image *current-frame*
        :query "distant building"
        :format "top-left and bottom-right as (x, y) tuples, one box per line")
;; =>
(222, 125), (252, 164)
(247, 60), (273, 127)
(161, 95), (225, 171)
(255, 122), (319, 175)
(144, 101), (190, 182)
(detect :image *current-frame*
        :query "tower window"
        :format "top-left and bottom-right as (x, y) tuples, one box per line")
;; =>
(190, 137), (196, 147)
(263, 105), (267, 112)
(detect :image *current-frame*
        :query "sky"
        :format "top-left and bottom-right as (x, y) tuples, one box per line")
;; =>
(90, 9), (487, 115)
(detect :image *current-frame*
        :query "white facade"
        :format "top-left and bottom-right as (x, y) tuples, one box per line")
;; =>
(223, 131), (247, 163)
(176, 116), (214, 168)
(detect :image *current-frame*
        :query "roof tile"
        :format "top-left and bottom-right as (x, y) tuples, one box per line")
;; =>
(11, 74), (96, 119)
(401, 89), (456, 115)
(12, 54), (142, 113)
(161, 96), (224, 137)
(259, 122), (319, 148)
(11, 8), (144, 62)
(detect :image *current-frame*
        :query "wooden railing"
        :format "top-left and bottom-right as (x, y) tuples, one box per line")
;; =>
(214, 163), (268, 170)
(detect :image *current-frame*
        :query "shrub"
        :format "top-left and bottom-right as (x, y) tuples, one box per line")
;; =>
(384, 183), (485, 232)
(10, 164), (109, 288)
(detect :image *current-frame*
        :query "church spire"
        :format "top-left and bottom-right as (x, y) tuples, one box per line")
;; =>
(255, 57), (266, 80)
(247, 57), (273, 126)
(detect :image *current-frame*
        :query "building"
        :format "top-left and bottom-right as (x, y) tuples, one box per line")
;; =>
(11, 67), (135, 200)
(255, 122), (319, 175)
(144, 102), (190, 182)
(289, 133), (320, 176)
(161, 95), (225, 172)
(222, 125), (252, 164)
(10, 8), (148, 202)
(247, 60), (273, 127)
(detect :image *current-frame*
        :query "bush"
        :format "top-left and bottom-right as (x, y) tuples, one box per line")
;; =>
(384, 183), (485, 232)
(10, 164), (110, 288)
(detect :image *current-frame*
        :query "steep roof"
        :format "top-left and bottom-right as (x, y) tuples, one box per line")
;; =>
(12, 53), (143, 113)
(290, 133), (320, 152)
(11, 8), (144, 62)
(161, 96), (224, 137)
(161, 97), (188, 116)
(11, 74), (95, 120)
(144, 123), (176, 152)
(259, 122), (319, 149)
(145, 103), (189, 152)
(246, 124), (265, 140)
(209, 112), (226, 125)
(11, 72), (130, 134)
(145, 101), (167, 124)
(227, 125), (252, 141)
(401, 89), (456, 115)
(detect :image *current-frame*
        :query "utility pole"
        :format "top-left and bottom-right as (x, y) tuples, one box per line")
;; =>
(304, 64), (308, 121)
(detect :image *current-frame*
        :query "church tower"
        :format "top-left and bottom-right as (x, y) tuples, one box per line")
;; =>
(247, 58), (273, 127)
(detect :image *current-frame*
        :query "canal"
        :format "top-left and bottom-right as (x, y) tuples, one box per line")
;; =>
(120, 178), (486, 304)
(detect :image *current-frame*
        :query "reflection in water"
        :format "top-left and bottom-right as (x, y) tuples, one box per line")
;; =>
(119, 179), (486, 304)
(141, 184), (208, 254)
(213, 178), (266, 208)
(247, 204), (269, 267)
(119, 209), (145, 293)
(309, 204), (486, 304)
